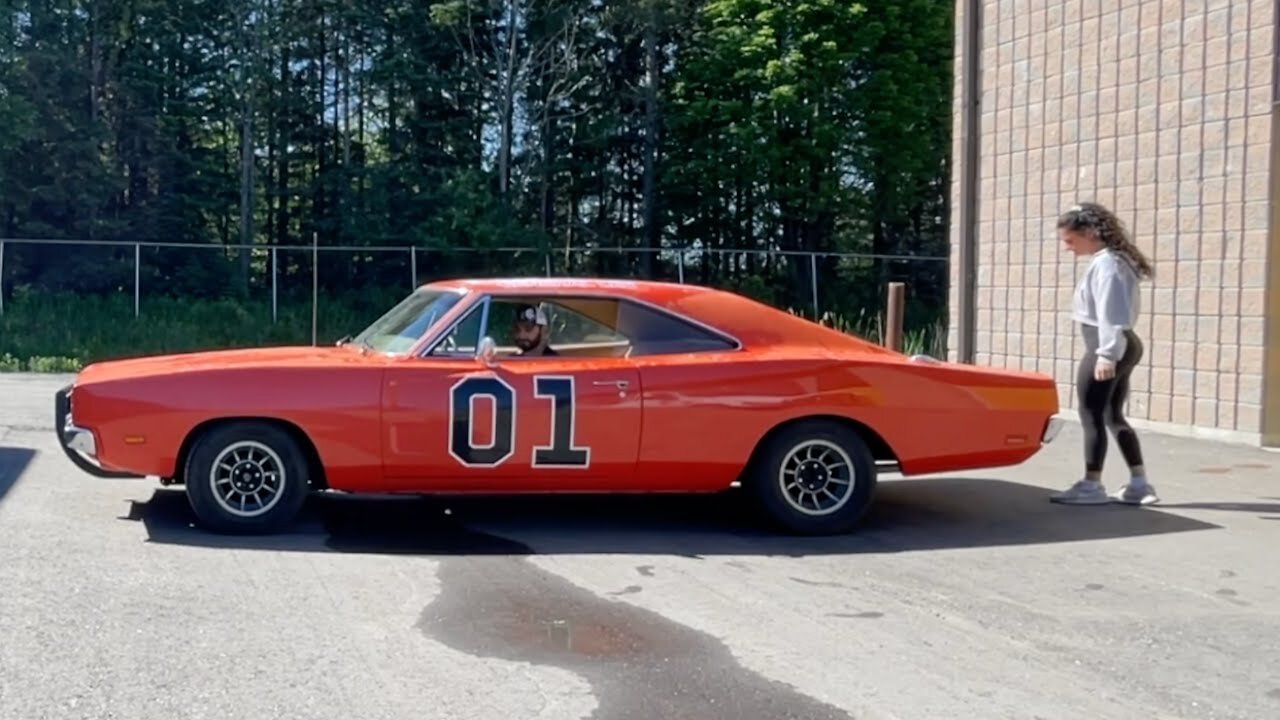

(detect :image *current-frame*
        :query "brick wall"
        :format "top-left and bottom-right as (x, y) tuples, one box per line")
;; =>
(949, 0), (1280, 445)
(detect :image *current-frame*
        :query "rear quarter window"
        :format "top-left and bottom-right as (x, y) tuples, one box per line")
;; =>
(617, 301), (738, 356)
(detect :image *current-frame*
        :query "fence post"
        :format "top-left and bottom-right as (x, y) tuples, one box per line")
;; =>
(0, 239), (5, 316)
(271, 246), (278, 324)
(410, 247), (417, 289)
(311, 233), (318, 346)
(809, 253), (819, 319)
(134, 243), (140, 317)
(885, 281), (906, 352)
(677, 250), (685, 283)
(545, 252), (551, 277)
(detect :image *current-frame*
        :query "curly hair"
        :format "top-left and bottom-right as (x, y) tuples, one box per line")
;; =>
(1056, 202), (1154, 280)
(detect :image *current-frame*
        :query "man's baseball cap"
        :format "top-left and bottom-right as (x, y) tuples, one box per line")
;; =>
(514, 303), (548, 326)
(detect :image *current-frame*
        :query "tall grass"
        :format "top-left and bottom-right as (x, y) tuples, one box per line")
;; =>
(824, 309), (948, 358)
(789, 306), (948, 359)
(1, 292), (948, 372)
(0, 292), (383, 372)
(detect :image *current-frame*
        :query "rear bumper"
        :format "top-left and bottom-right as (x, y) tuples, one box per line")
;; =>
(54, 385), (143, 479)
(1041, 415), (1065, 445)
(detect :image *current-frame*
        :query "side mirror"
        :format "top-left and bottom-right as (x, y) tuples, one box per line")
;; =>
(477, 336), (498, 366)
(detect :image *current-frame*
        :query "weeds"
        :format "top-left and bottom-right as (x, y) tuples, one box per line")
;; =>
(0, 293), (378, 371)
(794, 306), (948, 359)
(1, 292), (948, 372)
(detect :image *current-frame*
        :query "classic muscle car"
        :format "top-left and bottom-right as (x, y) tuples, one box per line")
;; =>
(55, 277), (1063, 535)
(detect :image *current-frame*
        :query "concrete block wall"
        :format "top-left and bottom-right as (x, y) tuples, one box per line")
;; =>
(949, 0), (1280, 446)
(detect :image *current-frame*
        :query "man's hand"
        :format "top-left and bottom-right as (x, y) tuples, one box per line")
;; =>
(1094, 356), (1116, 380)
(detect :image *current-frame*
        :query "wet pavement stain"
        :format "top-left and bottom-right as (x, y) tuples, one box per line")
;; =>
(1214, 588), (1250, 607)
(420, 553), (855, 720)
(828, 612), (884, 620)
(608, 585), (643, 596)
(790, 577), (851, 589)
(1267, 688), (1280, 700)
(1083, 583), (1105, 591)
(635, 565), (656, 577)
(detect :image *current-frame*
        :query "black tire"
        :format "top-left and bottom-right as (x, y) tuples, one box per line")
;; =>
(183, 421), (312, 535)
(746, 419), (878, 535)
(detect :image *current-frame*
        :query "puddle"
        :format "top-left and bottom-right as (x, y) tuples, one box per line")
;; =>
(419, 553), (854, 720)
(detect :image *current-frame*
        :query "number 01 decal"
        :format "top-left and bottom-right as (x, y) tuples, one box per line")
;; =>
(448, 374), (591, 469)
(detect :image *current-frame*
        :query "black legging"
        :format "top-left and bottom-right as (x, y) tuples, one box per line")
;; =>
(1077, 324), (1146, 473)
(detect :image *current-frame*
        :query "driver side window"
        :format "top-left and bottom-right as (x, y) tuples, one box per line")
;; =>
(428, 304), (484, 357)
(489, 296), (631, 358)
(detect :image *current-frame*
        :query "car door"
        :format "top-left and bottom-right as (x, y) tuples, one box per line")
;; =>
(381, 298), (643, 492)
(383, 358), (642, 491)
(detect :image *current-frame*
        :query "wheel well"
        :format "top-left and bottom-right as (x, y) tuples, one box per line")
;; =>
(745, 414), (899, 471)
(173, 417), (329, 490)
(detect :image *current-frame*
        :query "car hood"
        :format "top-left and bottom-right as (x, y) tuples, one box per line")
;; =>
(75, 345), (378, 385)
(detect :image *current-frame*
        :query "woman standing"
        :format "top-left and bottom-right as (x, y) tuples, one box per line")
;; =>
(1049, 202), (1159, 506)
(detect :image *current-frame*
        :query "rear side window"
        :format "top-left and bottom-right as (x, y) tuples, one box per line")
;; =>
(617, 301), (738, 356)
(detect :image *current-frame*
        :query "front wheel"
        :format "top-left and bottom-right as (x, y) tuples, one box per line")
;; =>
(183, 422), (312, 534)
(747, 420), (878, 535)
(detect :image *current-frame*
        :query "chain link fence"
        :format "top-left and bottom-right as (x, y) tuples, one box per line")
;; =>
(0, 238), (950, 365)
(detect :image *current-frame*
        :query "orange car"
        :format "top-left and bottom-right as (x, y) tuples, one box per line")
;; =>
(55, 277), (1063, 535)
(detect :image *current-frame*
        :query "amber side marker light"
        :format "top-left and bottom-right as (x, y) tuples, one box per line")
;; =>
(124, 436), (147, 445)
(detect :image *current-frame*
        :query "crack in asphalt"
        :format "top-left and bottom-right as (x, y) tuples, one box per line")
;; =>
(0, 423), (51, 434)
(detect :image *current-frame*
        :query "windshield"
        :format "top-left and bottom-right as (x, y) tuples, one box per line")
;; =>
(351, 288), (464, 354)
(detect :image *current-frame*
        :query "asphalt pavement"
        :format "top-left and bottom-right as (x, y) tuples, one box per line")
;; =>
(2, 373), (1278, 720)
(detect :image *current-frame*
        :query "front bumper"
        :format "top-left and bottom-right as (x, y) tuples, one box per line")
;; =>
(54, 385), (143, 479)
(1041, 415), (1065, 445)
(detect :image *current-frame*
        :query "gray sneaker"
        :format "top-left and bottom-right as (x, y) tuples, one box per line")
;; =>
(1110, 482), (1159, 506)
(1050, 479), (1111, 505)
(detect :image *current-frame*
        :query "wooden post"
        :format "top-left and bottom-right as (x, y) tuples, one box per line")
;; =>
(885, 282), (905, 352)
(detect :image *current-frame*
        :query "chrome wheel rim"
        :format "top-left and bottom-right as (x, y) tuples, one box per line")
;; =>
(777, 439), (855, 516)
(209, 441), (286, 518)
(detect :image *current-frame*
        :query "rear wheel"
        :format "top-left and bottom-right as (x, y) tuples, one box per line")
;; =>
(747, 420), (878, 535)
(183, 422), (311, 534)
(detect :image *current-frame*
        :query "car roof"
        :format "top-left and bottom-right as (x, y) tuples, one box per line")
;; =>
(422, 277), (893, 355)
(427, 276), (709, 299)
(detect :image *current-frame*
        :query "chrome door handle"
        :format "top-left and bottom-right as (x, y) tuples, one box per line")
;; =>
(593, 379), (630, 389)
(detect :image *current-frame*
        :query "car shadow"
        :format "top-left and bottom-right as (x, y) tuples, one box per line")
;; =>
(0, 446), (37, 508)
(121, 476), (1222, 556)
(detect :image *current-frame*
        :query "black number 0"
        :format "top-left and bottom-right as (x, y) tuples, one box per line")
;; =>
(449, 375), (591, 469)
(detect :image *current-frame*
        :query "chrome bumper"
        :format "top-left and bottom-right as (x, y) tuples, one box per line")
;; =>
(64, 421), (97, 456)
(1042, 416), (1065, 444)
(54, 384), (143, 479)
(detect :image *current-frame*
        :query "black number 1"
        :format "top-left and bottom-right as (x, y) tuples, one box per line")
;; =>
(532, 376), (590, 468)
(449, 375), (591, 469)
